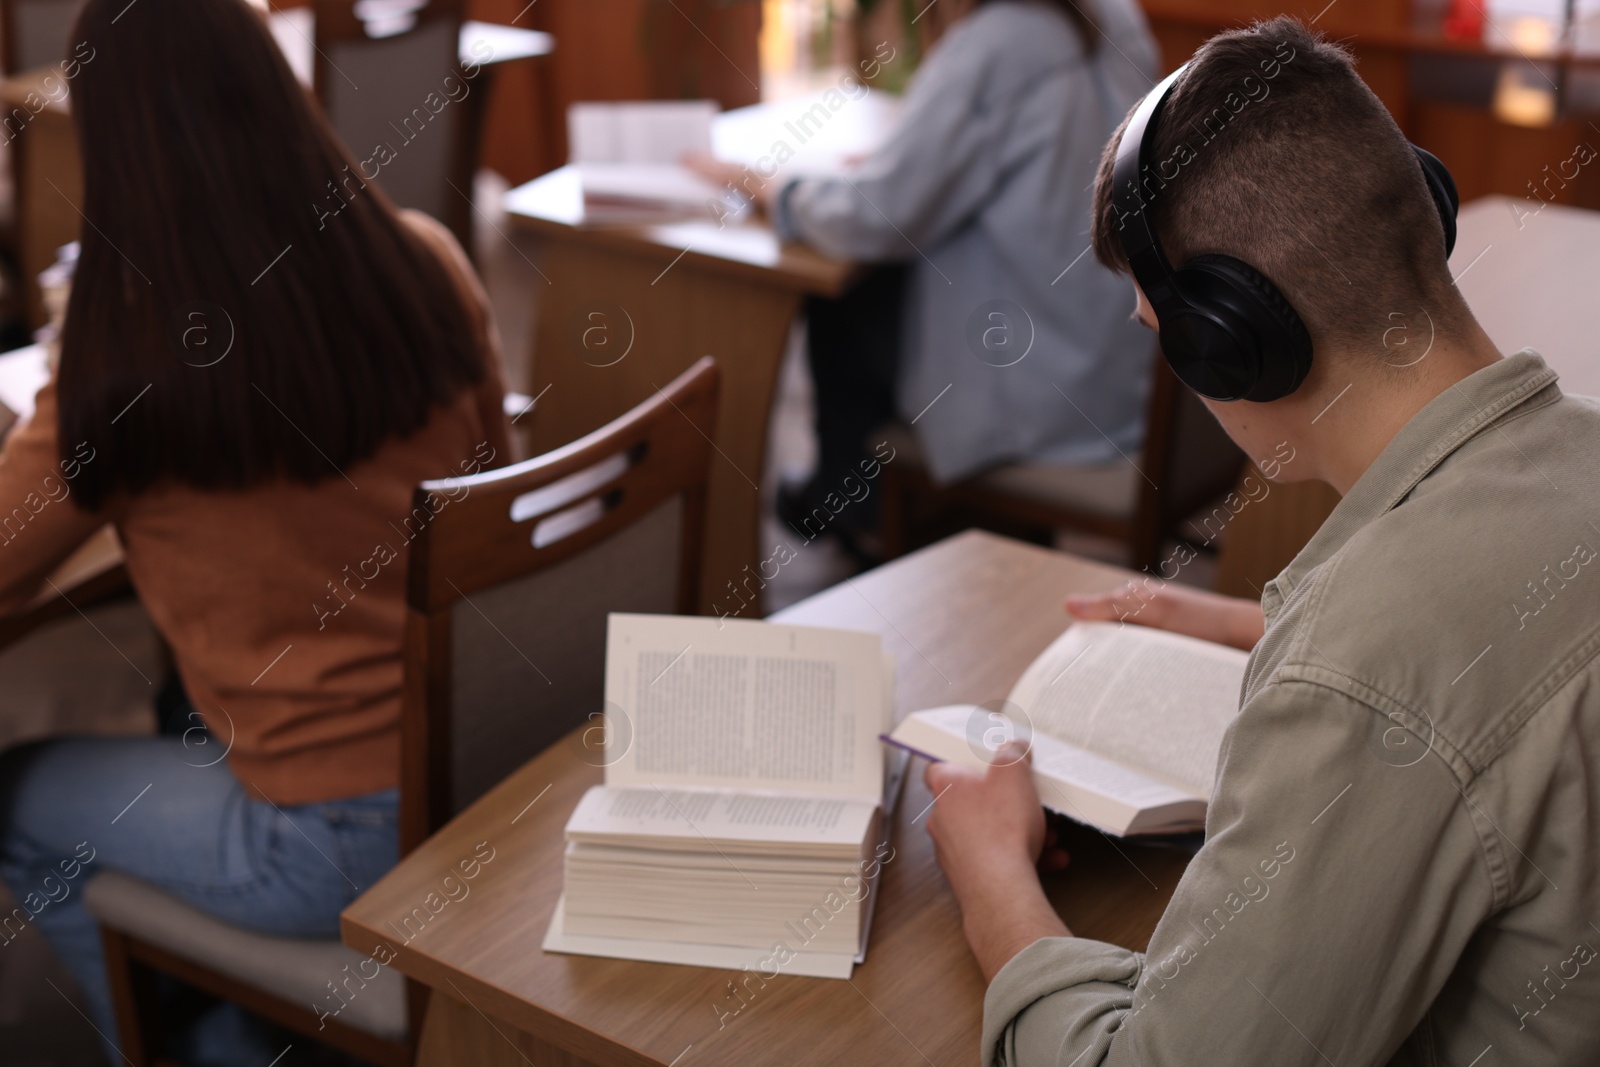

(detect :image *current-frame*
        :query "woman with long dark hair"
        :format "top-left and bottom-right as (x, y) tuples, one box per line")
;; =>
(0, 0), (509, 1059)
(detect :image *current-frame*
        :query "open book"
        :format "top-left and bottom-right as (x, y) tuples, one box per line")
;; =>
(566, 100), (731, 221)
(544, 613), (900, 979)
(885, 621), (1247, 836)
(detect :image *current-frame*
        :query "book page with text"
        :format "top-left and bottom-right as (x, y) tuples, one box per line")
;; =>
(1006, 622), (1247, 796)
(605, 614), (886, 800)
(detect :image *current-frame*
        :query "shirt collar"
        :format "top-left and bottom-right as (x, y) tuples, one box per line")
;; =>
(1260, 350), (1561, 621)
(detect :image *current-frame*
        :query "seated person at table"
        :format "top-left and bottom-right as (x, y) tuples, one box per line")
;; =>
(694, 0), (1158, 554)
(924, 18), (1600, 1066)
(0, 0), (508, 1061)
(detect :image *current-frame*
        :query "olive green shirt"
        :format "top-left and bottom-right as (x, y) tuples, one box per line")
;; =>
(984, 351), (1600, 1066)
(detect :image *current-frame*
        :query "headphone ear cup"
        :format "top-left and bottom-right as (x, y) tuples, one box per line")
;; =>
(1411, 144), (1459, 258)
(1179, 254), (1313, 402)
(1153, 300), (1259, 403)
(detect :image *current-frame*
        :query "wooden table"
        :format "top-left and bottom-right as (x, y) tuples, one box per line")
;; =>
(501, 86), (901, 614)
(341, 530), (1192, 1067)
(0, 16), (552, 330)
(503, 167), (856, 614)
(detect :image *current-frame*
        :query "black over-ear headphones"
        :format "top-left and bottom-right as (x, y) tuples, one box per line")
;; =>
(1111, 62), (1461, 402)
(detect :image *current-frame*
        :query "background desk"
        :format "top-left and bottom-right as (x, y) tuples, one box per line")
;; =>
(502, 92), (901, 613)
(504, 169), (855, 614)
(342, 530), (1192, 1067)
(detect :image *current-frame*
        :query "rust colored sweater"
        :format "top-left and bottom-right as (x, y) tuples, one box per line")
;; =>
(0, 212), (511, 804)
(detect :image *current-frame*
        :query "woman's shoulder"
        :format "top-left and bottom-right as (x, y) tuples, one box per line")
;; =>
(954, 1), (1083, 58)
(394, 210), (511, 459)
(395, 209), (493, 330)
(956, 0), (1153, 68)
(398, 209), (471, 278)
(916, 1), (1089, 96)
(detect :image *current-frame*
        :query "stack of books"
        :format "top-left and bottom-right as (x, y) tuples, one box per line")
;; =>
(544, 614), (899, 979)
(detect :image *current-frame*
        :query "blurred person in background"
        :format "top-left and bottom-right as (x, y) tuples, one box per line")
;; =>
(695, 0), (1158, 558)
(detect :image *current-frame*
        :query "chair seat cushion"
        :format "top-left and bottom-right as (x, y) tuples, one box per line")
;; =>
(83, 871), (406, 1041)
(880, 423), (1139, 520)
(972, 461), (1139, 520)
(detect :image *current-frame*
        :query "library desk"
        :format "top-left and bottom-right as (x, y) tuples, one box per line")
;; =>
(341, 530), (1193, 1067)
(502, 167), (856, 615)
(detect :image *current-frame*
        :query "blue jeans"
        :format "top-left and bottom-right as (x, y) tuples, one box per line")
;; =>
(0, 736), (398, 1066)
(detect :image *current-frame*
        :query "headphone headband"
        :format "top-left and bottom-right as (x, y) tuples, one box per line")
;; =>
(1109, 60), (1460, 403)
(1110, 64), (1188, 315)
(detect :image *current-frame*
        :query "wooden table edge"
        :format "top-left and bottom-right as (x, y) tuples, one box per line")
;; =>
(503, 204), (857, 298)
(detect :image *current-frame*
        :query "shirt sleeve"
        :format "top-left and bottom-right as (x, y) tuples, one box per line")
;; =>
(983, 677), (1497, 1066)
(780, 23), (1036, 261)
(0, 376), (112, 614)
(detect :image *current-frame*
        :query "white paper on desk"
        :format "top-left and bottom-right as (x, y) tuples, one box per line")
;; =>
(568, 100), (717, 164)
(574, 163), (725, 215)
(0, 345), (50, 424)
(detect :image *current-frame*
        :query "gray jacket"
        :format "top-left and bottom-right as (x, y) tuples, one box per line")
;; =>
(775, 0), (1160, 484)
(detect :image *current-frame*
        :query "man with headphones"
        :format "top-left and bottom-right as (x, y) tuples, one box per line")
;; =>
(921, 16), (1600, 1066)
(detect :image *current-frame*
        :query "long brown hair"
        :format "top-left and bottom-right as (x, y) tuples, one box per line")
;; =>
(59, 0), (486, 511)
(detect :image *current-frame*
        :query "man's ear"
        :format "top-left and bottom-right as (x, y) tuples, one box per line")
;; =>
(1132, 284), (1158, 332)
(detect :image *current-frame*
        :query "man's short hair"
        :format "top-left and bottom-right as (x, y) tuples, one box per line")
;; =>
(1090, 17), (1464, 355)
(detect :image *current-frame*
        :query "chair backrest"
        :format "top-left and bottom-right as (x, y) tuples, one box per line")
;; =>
(311, 0), (470, 245)
(397, 358), (719, 853)
(3, 0), (76, 74)
(1133, 347), (1248, 542)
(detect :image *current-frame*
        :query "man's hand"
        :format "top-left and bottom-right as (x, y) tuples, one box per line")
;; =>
(924, 744), (1072, 982)
(1066, 580), (1265, 651)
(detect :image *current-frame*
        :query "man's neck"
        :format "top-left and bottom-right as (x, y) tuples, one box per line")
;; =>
(1293, 325), (1505, 495)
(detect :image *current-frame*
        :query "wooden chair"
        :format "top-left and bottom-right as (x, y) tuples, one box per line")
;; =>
(879, 348), (1246, 572)
(82, 358), (720, 1066)
(311, 0), (476, 250)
